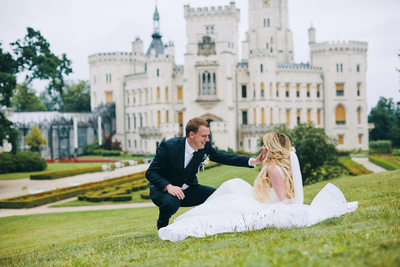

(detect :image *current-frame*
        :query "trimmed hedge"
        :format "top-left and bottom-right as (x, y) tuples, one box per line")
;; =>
(0, 171), (146, 208)
(79, 179), (148, 202)
(368, 156), (400, 170)
(0, 152), (46, 174)
(140, 191), (150, 200)
(30, 166), (102, 180)
(369, 140), (392, 154)
(338, 157), (373, 176)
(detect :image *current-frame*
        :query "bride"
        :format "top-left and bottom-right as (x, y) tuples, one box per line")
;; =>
(158, 132), (358, 242)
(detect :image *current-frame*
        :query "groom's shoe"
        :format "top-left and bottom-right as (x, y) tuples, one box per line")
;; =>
(157, 219), (169, 230)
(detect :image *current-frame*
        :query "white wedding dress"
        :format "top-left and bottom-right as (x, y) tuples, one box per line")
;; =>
(158, 152), (358, 242)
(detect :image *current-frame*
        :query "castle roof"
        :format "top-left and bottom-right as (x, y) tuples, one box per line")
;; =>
(146, 33), (164, 57)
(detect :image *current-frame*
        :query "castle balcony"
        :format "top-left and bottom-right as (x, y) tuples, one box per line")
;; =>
(138, 127), (162, 138)
(240, 124), (274, 135)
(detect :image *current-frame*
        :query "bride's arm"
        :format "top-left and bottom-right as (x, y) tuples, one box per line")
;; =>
(267, 165), (288, 202)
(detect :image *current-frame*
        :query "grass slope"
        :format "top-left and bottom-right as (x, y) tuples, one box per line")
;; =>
(0, 169), (399, 266)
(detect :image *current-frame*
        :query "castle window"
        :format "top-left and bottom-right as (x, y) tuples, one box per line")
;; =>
(317, 84), (321, 98)
(341, 64), (343, 72)
(210, 26), (214, 34)
(307, 109), (311, 123)
(286, 109), (290, 126)
(260, 83), (264, 97)
(357, 83), (361, 96)
(267, 18), (270, 27)
(296, 83), (300, 97)
(157, 87), (160, 100)
(178, 112), (183, 126)
(165, 87), (168, 101)
(269, 83), (272, 97)
(105, 92), (113, 103)
(306, 84), (310, 97)
(297, 109), (301, 124)
(156, 69), (159, 77)
(356, 64), (360, 72)
(266, 43), (269, 50)
(285, 83), (290, 97)
(276, 83), (279, 97)
(336, 105), (346, 125)
(128, 140), (131, 148)
(127, 115), (130, 130)
(241, 85), (247, 98)
(260, 64), (263, 73)
(261, 108), (265, 126)
(317, 109), (321, 125)
(139, 114), (143, 127)
(166, 110), (169, 123)
(264, 18), (266, 27)
(134, 115), (137, 129)
(242, 111), (248, 125)
(358, 134), (362, 145)
(177, 87), (183, 100)
(94, 75), (96, 84)
(338, 135), (344, 145)
(254, 108), (257, 124)
(134, 140), (137, 148)
(270, 107), (273, 124)
(157, 111), (161, 126)
(200, 71), (216, 95)
(336, 83), (344, 96)
(357, 107), (361, 124)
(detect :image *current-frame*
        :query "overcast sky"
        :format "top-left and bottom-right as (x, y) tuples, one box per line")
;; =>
(1, 0), (399, 110)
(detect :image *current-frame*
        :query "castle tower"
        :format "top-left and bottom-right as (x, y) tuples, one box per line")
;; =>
(246, 0), (294, 63)
(183, 2), (240, 150)
(310, 36), (368, 149)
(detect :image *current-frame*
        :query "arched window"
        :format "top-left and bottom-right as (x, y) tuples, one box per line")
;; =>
(336, 105), (346, 125)
(260, 82), (264, 97)
(202, 73), (206, 94)
(207, 72), (211, 94)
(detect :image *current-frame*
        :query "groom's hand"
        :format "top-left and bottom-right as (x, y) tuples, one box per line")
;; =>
(250, 150), (266, 165)
(165, 184), (185, 199)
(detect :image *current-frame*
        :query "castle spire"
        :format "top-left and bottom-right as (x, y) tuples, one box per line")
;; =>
(153, 0), (160, 36)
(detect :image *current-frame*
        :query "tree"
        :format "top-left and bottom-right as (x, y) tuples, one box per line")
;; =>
(25, 125), (47, 153)
(62, 80), (91, 112)
(273, 123), (344, 184)
(11, 83), (47, 111)
(11, 27), (72, 110)
(368, 97), (400, 147)
(0, 43), (19, 153)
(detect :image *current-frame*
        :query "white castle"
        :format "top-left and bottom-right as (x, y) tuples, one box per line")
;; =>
(89, 0), (368, 154)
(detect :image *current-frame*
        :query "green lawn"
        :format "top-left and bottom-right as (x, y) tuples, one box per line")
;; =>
(0, 162), (105, 180)
(0, 168), (399, 266)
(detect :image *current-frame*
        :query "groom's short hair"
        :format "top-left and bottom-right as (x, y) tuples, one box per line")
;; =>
(185, 117), (209, 137)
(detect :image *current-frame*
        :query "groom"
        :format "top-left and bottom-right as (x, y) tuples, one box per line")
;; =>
(145, 117), (265, 229)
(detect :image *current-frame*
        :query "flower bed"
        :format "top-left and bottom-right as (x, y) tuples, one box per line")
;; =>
(0, 171), (146, 209)
(58, 158), (118, 163)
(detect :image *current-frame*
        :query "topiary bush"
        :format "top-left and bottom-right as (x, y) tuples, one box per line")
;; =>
(369, 140), (392, 154)
(0, 152), (46, 174)
(15, 152), (46, 172)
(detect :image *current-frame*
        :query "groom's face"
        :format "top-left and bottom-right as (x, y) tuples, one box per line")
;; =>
(190, 126), (210, 150)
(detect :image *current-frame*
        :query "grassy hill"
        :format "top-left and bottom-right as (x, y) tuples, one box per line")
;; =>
(0, 167), (399, 266)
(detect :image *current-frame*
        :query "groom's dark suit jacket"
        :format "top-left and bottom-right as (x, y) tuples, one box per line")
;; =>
(145, 137), (252, 200)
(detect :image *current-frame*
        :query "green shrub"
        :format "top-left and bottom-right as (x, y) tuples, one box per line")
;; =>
(369, 140), (392, 154)
(112, 194), (132, 202)
(368, 156), (399, 170)
(338, 156), (373, 176)
(92, 149), (121, 156)
(85, 141), (100, 155)
(140, 191), (150, 199)
(0, 152), (17, 173)
(15, 152), (46, 172)
(30, 166), (102, 180)
(0, 152), (46, 174)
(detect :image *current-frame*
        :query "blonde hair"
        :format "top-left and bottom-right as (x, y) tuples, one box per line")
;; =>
(253, 132), (295, 202)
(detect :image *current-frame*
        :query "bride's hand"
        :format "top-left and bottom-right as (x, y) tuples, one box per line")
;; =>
(251, 147), (267, 165)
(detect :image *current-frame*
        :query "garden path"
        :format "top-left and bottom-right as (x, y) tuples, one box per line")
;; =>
(0, 163), (150, 200)
(351, 157), (386, 173)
